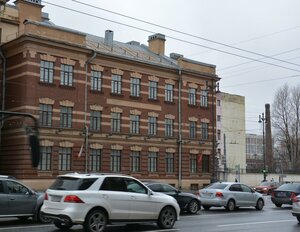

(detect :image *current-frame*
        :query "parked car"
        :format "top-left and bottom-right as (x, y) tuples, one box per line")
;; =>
(0, 175), (50, 223)
(144, 182), (201, 214)
(291, 194), (300, 222)
(199, 182), (264, 211)
(41, 173), (180, 232)
(271, 182), (300, 207)
(254, 181), (280, 195)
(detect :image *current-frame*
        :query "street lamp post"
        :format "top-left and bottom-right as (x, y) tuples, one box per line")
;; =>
(258, 113), (267, 181)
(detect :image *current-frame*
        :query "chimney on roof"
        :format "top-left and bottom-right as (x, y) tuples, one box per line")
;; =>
(104, 30), (114, 46)
(15, 0), (43, 31)
(148, 33), (166, 55)
(0, 0), (9, 7)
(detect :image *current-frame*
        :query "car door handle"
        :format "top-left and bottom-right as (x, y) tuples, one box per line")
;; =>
(9, 198), (15, 201)
(103, 194), (109, 199)
(130, 196), (136, 200)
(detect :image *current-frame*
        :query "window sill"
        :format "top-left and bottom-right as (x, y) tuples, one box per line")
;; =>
(129, 95), (142, 100)
(39, 81), (55, 87)
(148, 98), (159, 102)
(39, 125), (53, 128)
(164, 101), (175, 105)
(90, 90), (104, 94)
(110, 93), (123, 97)
(188, 104), (198, 108)
(200, 105), (209, 109)
(59, 84), (75, 89)
(37, 171), (53, 177)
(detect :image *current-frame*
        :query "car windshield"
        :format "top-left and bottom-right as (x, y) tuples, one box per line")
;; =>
(205, 183), (228, 190)
(260, 182), (271, 186)
(277, 183), (300, 191)
(50, 177), (97, 190)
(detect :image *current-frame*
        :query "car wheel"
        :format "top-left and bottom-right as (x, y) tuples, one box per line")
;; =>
(203, 205), (211, 210)
(297, 216), (300, 223)
(255, 198), (264, 210)
(37, 206), (52, 224)
(53, 219), (73, 230)
(188, 199), (200, 214)
(157, 206), (176, 229)
(275, 203), (282, 208)
(84, 209), (108, 232)
(226, 200), (235, 211)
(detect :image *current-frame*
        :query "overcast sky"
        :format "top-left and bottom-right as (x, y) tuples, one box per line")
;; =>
(13, 0), (300, 134)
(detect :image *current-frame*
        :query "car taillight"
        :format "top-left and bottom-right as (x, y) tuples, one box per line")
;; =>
(290, 192), (297, 201)
(44, 193), (48, 200)
(271, 191), (275, 197)
(215, 192), (223, 197)
(64, 195), (84, 203)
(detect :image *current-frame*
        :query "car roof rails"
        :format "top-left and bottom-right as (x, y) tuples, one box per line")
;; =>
(0, 175), (16, 179)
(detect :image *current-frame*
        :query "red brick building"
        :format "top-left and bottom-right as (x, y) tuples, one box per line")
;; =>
(0, 0), (220, 190)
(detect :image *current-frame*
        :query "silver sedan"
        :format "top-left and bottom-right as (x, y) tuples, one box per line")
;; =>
(291, 194), (300, 222)
(199, 182), (264, 211)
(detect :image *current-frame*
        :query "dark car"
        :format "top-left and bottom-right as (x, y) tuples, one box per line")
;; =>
(144, 182), (201, 214)
(0, 176), (51, 223)
(254, 181), (280, 195)
(271, 182), (300, 207)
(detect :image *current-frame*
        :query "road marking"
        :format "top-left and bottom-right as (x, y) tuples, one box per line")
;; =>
(145, 230), (179, 232)
(196, 212), (252, 217)
(0, 224), (180, 232)
(217, 219), (295, 227)
(0, 224), (53, 231)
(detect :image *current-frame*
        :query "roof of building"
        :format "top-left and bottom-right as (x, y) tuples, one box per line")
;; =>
(86, 34), (178, 69)
(6, 2), (217, 74)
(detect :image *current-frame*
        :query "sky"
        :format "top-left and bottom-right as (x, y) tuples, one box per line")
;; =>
(11, 0), (300, 134)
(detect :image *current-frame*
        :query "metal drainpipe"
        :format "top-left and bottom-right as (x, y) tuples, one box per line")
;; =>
(178, 69), (182, 188)
(84, 51), (96, 173)
(0, 48), (6, 147)
(0, 49), (5, 114)
(211, 79), (216, 183)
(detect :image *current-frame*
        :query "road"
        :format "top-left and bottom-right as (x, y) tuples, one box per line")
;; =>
(0, 196), (299, 232)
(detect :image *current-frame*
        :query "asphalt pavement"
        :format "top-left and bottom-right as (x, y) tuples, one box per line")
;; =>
(0, 196), (299, 232)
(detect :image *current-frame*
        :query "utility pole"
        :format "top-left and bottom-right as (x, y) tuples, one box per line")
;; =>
(259, 113), (267, 181)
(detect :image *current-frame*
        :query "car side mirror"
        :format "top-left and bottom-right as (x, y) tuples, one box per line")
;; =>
(26, 191), (33, 195)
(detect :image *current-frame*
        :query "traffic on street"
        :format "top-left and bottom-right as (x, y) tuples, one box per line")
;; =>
(0, 196), (299, 232)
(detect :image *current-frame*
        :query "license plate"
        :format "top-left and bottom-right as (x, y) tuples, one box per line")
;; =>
(50, 195), (62, 202)
(201, 192), (212, 197)
(276, 192), (286, 197)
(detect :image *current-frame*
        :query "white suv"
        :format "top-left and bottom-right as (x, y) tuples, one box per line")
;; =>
(41, 173), (180, 232)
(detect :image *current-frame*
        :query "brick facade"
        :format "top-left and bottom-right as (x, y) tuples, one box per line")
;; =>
(0, 1), (220, 190)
